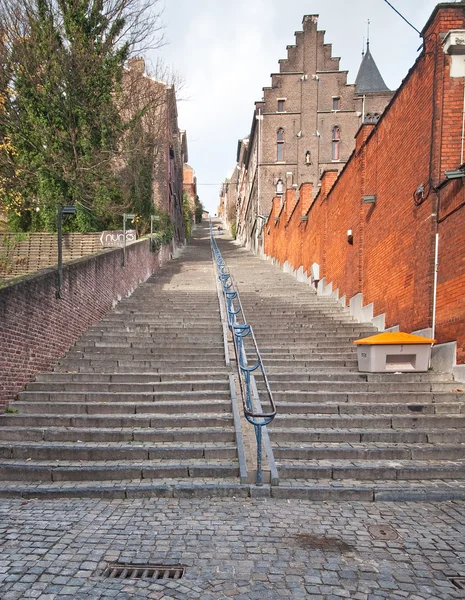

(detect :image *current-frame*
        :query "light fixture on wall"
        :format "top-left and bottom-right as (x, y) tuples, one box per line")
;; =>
(363, 194), (376, 204)
(444, 169), (465, 180)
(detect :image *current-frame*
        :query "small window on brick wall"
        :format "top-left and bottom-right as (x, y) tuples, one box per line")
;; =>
(332, 97), (340, 111)
(277, 99), (285, 112)
(332, 126), (340, 161)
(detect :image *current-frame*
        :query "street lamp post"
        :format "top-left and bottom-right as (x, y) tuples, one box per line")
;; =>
(56, 205), (77, 299)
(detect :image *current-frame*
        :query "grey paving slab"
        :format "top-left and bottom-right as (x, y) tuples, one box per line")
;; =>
(1, 498), (465, 599)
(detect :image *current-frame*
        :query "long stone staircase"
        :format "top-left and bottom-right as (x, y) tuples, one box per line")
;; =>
(0, 224), (245, 498)
(217, 234), (465, 501)
(1, 221), (465, 500)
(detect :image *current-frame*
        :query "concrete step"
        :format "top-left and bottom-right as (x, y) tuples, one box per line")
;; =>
(0, 442), (237, 461)
(257, 380), (459, 393)
(17, 390), (230, 402)
(10, 400), (232, 415)
(0, 478), (249, 499)
(267, 402), (465, 416)
(269, 427), (465, 443)
(273, 442), (465, 461)
(35, 371), (228, 383)
(56, 358), (226, 370)
(26, 380), (230, 393)
(271, 391), (463, 403)
(0, 414), (233, 428)
(269, 479), (465, 502)
(0, 461), (240, 482)
(54, 365), (227, 374)
(276, 459), (465, 481)
(269, 414), (465, 428)
(0, 426), (235, 443)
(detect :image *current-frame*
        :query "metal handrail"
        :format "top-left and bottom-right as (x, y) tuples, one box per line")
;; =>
(210, 222), (277, 485)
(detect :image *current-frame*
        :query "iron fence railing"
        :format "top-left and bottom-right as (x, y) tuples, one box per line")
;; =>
(210, 223), (277, 485)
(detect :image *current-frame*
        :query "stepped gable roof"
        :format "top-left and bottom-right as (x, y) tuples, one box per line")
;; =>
(355, 43), (390, 94)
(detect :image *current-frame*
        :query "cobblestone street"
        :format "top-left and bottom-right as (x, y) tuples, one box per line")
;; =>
(1, 498), (465, 599)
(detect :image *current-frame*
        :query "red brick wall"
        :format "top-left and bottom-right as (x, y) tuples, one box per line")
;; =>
(264, 5), (465, 363)
(0, 240), (172, 405)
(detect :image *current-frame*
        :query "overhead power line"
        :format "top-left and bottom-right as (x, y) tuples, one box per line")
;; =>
(382, 0), (421, 36)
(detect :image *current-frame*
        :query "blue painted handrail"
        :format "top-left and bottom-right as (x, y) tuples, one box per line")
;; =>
(210, 222), (277, 485)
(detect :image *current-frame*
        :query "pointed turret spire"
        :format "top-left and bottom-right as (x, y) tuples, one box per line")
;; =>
(355, 39), (390, 94)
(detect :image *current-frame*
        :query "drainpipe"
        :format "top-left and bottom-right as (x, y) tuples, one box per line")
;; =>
(257, 108), (262, 219)
(431, 231), (439, 340)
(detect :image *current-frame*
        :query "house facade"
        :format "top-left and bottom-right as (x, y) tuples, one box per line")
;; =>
(123, 58), (187, 243)
(234, 15), (393, 253)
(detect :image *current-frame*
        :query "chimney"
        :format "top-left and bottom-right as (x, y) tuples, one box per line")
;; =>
(127, 57), (145, 76)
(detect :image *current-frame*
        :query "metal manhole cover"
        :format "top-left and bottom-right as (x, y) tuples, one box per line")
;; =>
(368, 524), (399, 541)
(448, 576), (465, 590)
(103, 564), (184, 580)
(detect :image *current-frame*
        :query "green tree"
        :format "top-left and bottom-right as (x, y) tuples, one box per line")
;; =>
(194, 195), (204, 224)
(0, 0), (163, 232)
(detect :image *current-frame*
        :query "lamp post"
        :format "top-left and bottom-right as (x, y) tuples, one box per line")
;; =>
(56, 205), (77, 299)
(123, 213), (135, 266)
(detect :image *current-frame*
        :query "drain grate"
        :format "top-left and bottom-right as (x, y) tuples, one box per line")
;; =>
(448, 576), (465, 590)
(103, 564), (184, 580)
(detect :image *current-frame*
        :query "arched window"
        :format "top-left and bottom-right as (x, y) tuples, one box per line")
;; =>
(332, 126), (340, 161)
(277, 128), (284, 161)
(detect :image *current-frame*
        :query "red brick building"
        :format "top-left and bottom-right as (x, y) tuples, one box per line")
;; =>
(264, 2), (465, 377)
(233, 15), (393, 254)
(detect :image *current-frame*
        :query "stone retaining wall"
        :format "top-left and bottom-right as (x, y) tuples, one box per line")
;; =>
(0, 239), (173, 405)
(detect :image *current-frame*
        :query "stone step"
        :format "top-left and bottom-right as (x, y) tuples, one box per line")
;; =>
(0, 478), (248, 499)
(0, 442), (238, 461)
(0, 461), (240, 482)
(0, 414), (233, 428)
(56, 358), (226, 369)
(73, 340), (225, 349)
(260, 359), (358, 368)
(269, 427), (465, 443)
(271, 391), (463, 403)
(10, 400), (232, 415)
(70, 344), (224, 353)
(260, 351), (356, 360)
(258, 381), (459, 392)
(0, 426), (236, 443)
(269, 480), (465, 502)
(268, 402), (464, 416)
(269, 414), (465, 428)
(18, 390), (230, 402)
(276, 460), (465, 482)
(35, 371), (228, 383)
(54, 365), (227, 374)
(263, 371), (454, 383)
(26, 380), (230, 393)
(273, 442), (465, 461)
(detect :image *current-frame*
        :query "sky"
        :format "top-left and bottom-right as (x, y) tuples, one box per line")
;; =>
(149, 0), (444, 214)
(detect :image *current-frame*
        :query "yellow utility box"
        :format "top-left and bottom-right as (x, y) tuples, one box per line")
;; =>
(354, 332), (435, 373)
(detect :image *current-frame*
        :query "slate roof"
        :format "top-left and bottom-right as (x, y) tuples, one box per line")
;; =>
(355, 44), (390, 94)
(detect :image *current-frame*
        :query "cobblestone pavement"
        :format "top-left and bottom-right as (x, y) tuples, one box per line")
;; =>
(1, 498), (465, 599)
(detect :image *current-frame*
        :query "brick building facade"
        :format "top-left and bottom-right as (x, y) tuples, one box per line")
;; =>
(233, 15), (393, 253)
(263, 2), (465, 370)
(123, 59), (187, 243)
